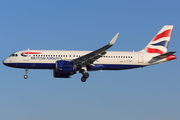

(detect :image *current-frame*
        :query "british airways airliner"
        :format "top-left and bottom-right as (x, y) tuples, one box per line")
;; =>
(3, 25), (176, 82)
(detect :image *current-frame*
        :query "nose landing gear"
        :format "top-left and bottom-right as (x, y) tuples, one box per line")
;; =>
(24, 69), (28, 79)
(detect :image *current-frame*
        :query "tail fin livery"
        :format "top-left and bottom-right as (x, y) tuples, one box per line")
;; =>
(142, 25), (173, 55)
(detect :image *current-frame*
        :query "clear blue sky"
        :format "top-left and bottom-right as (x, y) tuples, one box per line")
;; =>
(0, 0), (180, 120)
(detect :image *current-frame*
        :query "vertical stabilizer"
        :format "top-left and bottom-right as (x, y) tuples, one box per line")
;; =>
(141, 25), (173, 55)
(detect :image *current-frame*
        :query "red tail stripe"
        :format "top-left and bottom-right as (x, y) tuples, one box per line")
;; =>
(153, 29), (172, 41)
(146, 48), (164, 55)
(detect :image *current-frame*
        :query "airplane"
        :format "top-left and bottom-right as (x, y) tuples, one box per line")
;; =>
(3, 25), (177, 82)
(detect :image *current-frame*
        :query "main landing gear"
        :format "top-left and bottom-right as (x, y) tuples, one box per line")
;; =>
(81, 72), (89, 82)
(80, 65), (89, 82)
(24, 69), (28, 79)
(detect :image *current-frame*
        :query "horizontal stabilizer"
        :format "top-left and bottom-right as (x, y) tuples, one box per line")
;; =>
(153, 51), (176, 59)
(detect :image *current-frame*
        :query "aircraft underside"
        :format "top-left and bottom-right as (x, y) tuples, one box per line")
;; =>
(4, 63), (143, 70)
(4, 62), (144, 82)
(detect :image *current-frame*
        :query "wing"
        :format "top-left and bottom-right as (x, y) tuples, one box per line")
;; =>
(73, 33), (119, 66)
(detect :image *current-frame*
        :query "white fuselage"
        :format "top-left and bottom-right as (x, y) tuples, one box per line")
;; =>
(3, 50), (160, 71)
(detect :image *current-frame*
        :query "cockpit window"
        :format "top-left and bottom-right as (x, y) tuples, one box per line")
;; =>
(10, 54), (18, 57)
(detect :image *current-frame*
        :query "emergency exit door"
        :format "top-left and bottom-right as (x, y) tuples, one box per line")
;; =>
(138, 53), (143, 63)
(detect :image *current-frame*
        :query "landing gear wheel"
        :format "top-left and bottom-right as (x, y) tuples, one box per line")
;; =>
(83, 73), (89, 78)
(24, 69), (29, 79)
(81, 77), (87, 82)
(24, 75), (28, 79)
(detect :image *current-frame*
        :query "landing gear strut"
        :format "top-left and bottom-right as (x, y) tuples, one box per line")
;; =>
(80, 65), (89, 82)
(24, 69), (28, 79)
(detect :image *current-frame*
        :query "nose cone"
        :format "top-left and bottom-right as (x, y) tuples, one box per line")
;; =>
(3, 59), (6, 65)
(3, 58), (9, 66)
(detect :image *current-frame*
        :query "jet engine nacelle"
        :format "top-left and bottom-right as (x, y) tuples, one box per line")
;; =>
(56, 60), (77, 72)
(53, 69), (71, 78)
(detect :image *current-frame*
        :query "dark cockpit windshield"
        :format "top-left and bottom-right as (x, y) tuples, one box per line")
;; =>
(10, 53), (18, 57)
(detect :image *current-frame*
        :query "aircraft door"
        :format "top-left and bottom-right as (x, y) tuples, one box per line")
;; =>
(138, 53), (143, 63)
(23, 53), (29, 61)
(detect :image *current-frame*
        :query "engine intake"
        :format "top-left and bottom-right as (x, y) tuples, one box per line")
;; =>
(56, 60), (77, 72)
